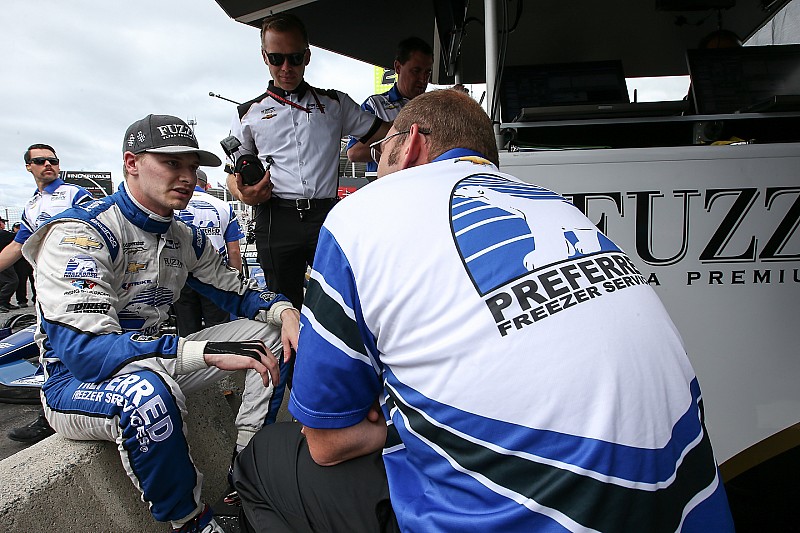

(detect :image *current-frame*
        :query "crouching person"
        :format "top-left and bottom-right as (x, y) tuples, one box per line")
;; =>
(233, 90), (734, 532)
(23, 114), (299, 533)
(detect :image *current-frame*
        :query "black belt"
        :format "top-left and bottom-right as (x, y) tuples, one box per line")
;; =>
(271, 197), (338, 210)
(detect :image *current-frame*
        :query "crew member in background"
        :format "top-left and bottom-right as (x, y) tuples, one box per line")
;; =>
(5, 143), (94, 444)
(24, 114), (299, 532)
(225, 12), (390, 312)
(233, 89), (735, 532)
(12, 222), (36, 308)
(0, 217), (18, 312)
(346, 37), (433, 178)
(174, 169), (244, 336)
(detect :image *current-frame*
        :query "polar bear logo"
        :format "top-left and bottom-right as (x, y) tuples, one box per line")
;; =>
(64, 254), (99, 278)
(456, 184), (603, 271)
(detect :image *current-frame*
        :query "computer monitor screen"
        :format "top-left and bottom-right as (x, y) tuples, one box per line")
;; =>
(499, 60), (629, 123)
(687, 44), (800, 114)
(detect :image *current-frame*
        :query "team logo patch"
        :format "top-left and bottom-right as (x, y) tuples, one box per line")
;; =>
(82, 200), (106, 210)
(35, 212), (52, 227)
(126, 262), (148, 274)
(64, 254), (99, 279)
(122, 279), (152, 290)
(119, 286), (175, 332)
(262, 107), (277, 119)
(178, 201), (222, 237)
(163, 257), (182, 268)
(451, 175), (620, 294)
(259, 291), (278, 302)
(164, 239), (181, 249)
(450, 175), (638, 337)
(156, 123), (196, 142)
(60, 235), (103, 250)
(71, 279), (97, 290)
(66, 302), (111, 314)
(123, 241), (147, 254)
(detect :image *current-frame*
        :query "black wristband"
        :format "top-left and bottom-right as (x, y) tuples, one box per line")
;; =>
(204, 340), (267, 362)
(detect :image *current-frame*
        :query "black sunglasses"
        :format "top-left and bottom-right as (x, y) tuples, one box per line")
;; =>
(29, 157), (59, 166)
(265, 49), (307, 67)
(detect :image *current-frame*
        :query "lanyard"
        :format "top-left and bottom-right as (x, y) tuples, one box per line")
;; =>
(267, 88), (326, 115)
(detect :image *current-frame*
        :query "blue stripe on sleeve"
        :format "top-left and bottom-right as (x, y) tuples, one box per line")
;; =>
(289, 226), (382, 428)
(40, 314), (179, 383)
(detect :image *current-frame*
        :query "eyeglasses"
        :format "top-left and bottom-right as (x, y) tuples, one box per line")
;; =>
(368, 128), (431, 163)
(29, 157), (60, 166)
(264, 49), (308, 67)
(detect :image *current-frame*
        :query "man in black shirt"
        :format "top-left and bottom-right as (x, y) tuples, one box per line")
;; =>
(0, 217), (20, 312)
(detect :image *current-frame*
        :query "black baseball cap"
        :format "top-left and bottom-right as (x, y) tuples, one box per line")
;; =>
(123, 114), (221, 167)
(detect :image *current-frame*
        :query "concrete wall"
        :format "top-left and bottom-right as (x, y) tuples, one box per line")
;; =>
(0, 385), (238, 531)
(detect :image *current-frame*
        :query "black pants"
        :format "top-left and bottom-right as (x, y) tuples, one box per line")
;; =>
(14, 258), (35, 305)
(234, 422), (398, 533)
(172, 284), (231, 336)
(0, 267), (18, 306)
(253, 201), (333, 310)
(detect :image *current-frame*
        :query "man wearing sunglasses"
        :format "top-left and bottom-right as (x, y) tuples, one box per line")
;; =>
(226, 13), (390, 315)
(0, 145), (94, 286)
(346, 37), (434, 179)
(3, 144), (94, 443)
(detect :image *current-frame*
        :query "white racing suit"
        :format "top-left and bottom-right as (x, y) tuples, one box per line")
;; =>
(22, 184), (292, 525)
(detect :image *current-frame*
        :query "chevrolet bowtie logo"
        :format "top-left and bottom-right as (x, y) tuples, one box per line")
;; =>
(60, 236), (103, 250)
(126, 262), (147, 273)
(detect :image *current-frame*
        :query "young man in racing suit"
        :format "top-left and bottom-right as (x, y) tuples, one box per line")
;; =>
(22, 114), (300, 533)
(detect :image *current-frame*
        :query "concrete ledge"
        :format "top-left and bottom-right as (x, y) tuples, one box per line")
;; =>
(0, 386), (237, 531)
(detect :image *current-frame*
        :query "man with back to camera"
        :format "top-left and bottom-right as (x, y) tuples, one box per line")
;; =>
(3, 143), (94, 442)
(173, 168), (244, 336)
(346, 37), (434, 178)
(233, 89), (735, 532)
(22, 114), (300, 533)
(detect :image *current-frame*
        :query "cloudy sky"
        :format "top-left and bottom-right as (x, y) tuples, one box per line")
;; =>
(0, 1), (690, 213)
(0, 0), (378, 209)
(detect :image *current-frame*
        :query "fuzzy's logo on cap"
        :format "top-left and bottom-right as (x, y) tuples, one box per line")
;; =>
(155, 123), (197, 143)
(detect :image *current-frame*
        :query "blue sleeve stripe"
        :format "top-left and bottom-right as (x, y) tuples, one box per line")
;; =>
(302, 276), (370, 361)
(188, 222), (206, 259)
(41, 313), (178, 383)
(74, 189), (94, 204)
(288, 226), (383, 429)
(14, 227), (31, 243)
(310, 228), (380, 358)
(301, 304), (373, 368)
(225, 216), (245, 241)
(187, 275), (289, 319)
